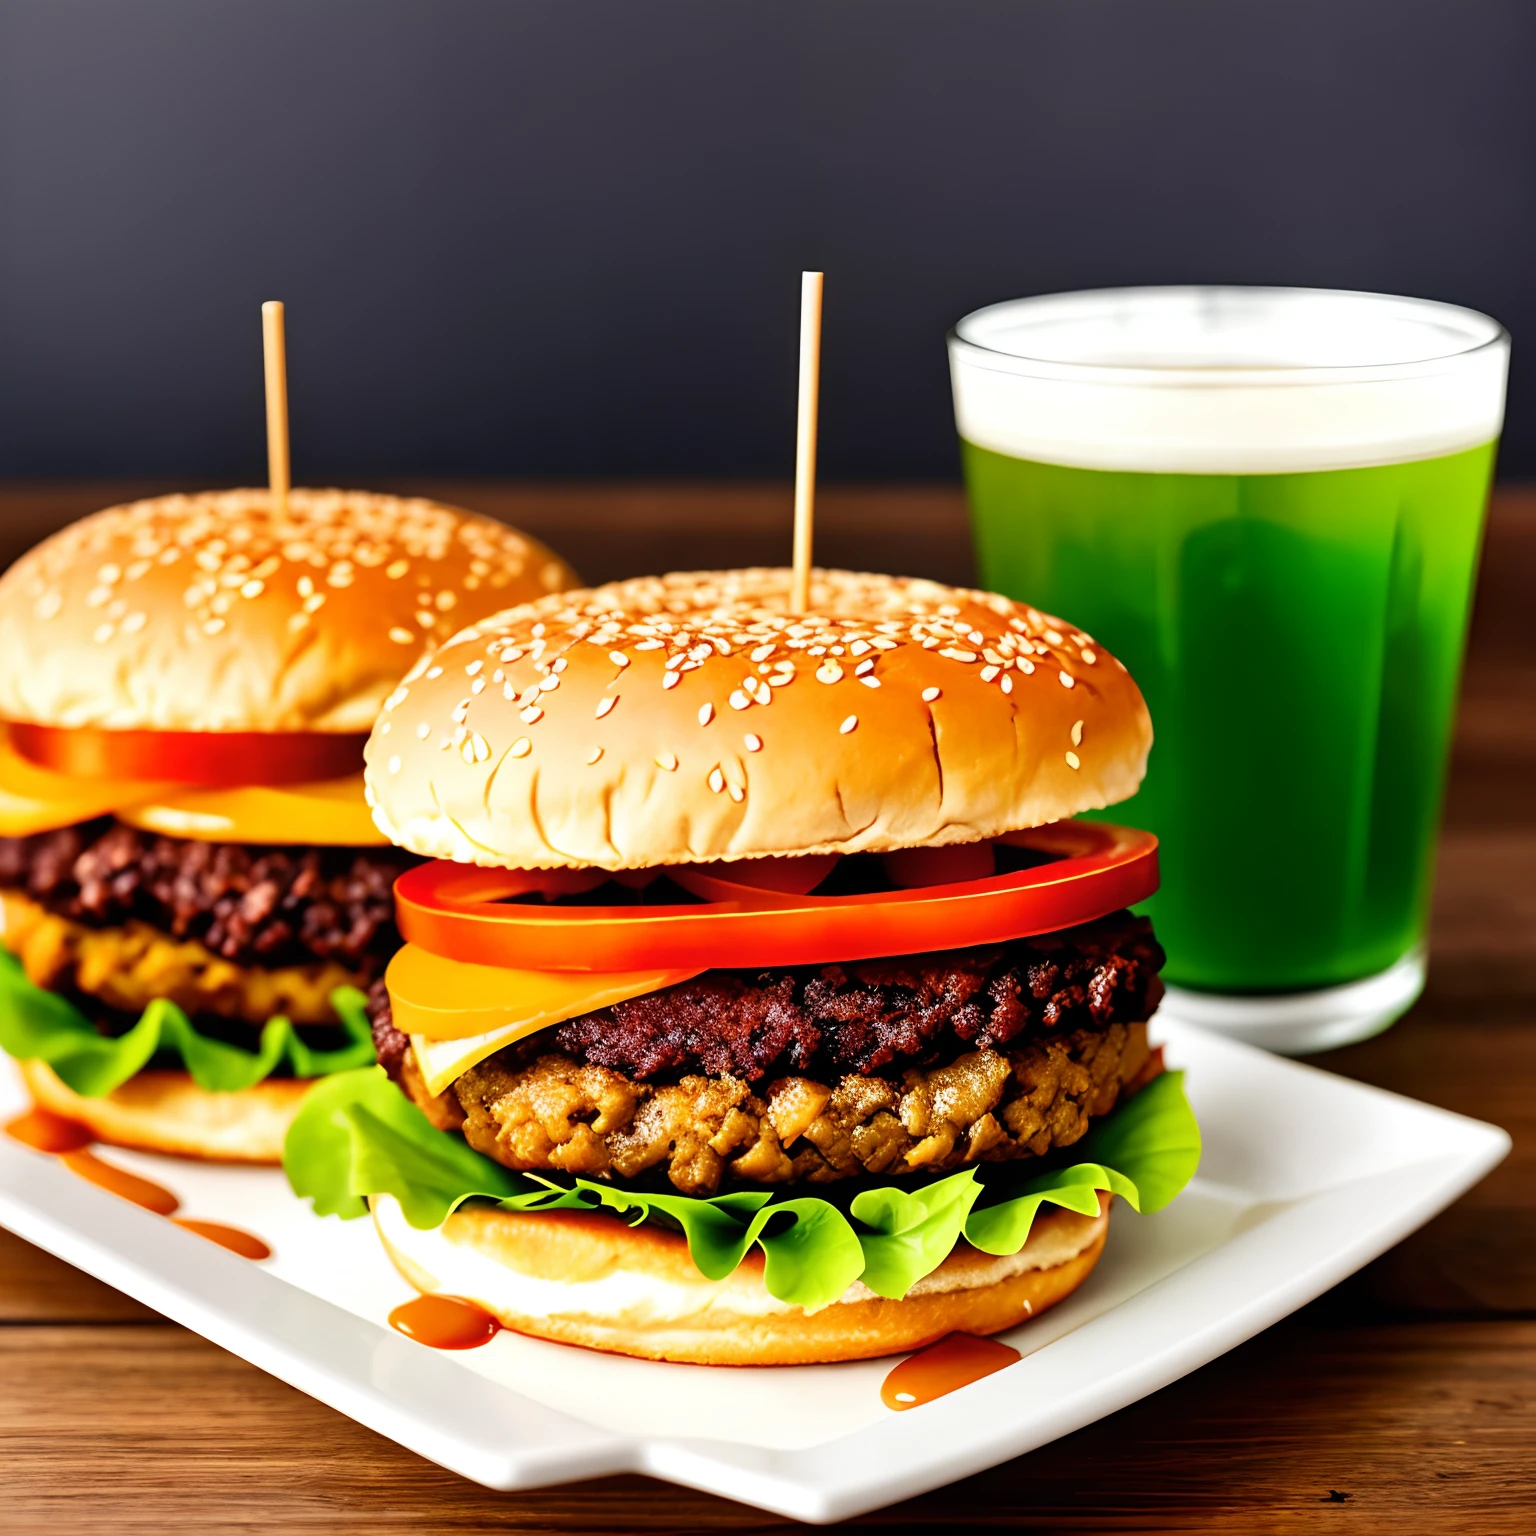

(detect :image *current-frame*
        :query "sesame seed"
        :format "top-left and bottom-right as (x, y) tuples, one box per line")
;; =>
(552, 657), (568, 673)
(635, 639), (663, 651)
(586, 745), (604, 764)
(425, 666), (443, 679)
(662, 672), (681, 690)
(708, 767), (725, 793)
(240, 579), (264, 599)
(1044, 629), (1064, 645)
(656, 752), (678, 771)
(1071, 719), (1084, 746)
(471, 677), (486, 694)
(698, 703), (714, 725)
(1065, 750), (1081, 770)
(387, 755), (402, 774)
(939, 648), (977, 662)
(850, 640), (871, 657)
(1000, 674), (1013, 694)
(859, 676), (880, 688)
(980, 665), (1000, 682)
(537, 674), (560, 692)
(855, 659), (875, 676)
(416, 722), (431, 739)
(466, 659), (483, 675)
(1019, 658), (1035, 674)
(202, 618), (225, 635)
(520, 705), (543, 723)
(1059, 672), (1075, 689)
(386, 559), (410, 579)
(1081, 648), (1097, 665)
(729, 690), (750, 710)
(92, 623), (114, 643)
(816, 662), (843, 684)
(727, 781), (745, 803)
(608, 650), (629, 668)
(840, 715), (858, 734)
(596, 696), (618, 718)
(121, 611), (146, 635)
(750, 643), (775, 662)
(744, 733), (762, 751)
(922, 686), (941, 702)
(509, 737), (532, 758)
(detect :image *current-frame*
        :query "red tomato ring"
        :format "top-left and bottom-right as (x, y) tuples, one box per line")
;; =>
(394, 821), (1158, 973)
(7, 722), (368, 787)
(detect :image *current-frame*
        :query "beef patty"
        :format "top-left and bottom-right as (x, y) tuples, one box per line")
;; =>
(371, 910), (1163, 1086)
(0, 819), (417, 976)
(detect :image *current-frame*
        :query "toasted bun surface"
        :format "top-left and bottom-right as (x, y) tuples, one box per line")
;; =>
(0, 489), (578, 734)
(19, 1059), (307, 1163)
(373, 1191), (1109, 1365)
(366, 568), (1151, 868)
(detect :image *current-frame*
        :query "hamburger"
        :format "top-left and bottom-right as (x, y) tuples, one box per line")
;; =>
(0, 488), (578, 1161)
(285, 568), (1199, 1363)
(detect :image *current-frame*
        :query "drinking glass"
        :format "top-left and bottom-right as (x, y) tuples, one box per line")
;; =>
(949, 287), (1508, 1052)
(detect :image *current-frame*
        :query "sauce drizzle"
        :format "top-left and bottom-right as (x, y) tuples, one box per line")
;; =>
(60, 1149), (181, 1216)
(881, 1332), (1022, 1411)
(173, 1218), (272, 1261)
(389, 1293), (502, 1350)
(5, 1107), (94, 1154)
(8, 1100), (272, 1260)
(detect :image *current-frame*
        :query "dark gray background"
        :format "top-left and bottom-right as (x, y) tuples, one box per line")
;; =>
(2, 0), (1531, 484)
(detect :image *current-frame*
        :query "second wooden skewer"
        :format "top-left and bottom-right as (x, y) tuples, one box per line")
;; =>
(262, 300), (290, 516)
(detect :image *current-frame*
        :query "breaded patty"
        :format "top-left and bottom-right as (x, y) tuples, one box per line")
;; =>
(393, 1019), (1154, 1197)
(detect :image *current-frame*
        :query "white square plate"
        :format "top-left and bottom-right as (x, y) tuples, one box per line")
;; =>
(0, 1019), (1508, 1524)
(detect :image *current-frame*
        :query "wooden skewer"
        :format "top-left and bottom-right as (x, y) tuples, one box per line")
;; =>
(790, 270), (823, 616)
(262, 301), (290, 515)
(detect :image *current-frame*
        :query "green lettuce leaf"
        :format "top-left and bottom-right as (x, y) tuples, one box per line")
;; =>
(285, 1063), (1200, 1310)
(0, 944), (375, 1095)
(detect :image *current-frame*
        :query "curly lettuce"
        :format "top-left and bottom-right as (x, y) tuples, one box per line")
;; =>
(285, 1064), (1200, 1310)
(0, 945), (375, 1096)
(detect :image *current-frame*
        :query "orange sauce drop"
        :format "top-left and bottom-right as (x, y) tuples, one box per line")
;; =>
(881, 1332), (1022, 1411)
(172, 1218), (272, 1260)
(389, 1293), (502, 1350)
(60, 1149), (180, 1216)
(5, 1107), (94, 1153)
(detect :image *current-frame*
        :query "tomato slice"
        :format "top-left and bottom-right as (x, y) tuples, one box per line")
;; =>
(8, 723), (368, 787)
(394, 821), (1158, 973)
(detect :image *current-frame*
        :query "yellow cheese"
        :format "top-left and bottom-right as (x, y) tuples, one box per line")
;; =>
(387, 943), (701, 1097)
(0, 734), (383, 846)
(0, 738), (171, 836)
(117, 775), (387, 846)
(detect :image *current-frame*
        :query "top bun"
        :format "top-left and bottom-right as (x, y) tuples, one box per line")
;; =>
(0, 490), (579, 734)
(365, 568), (1151, 869)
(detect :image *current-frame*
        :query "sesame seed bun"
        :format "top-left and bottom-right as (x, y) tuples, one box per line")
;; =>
(372, 1189), (1110, 1365)
(0, 489), (579, 734)
(365, 568), (1152, 869)
(17, 1059), (305, 1163)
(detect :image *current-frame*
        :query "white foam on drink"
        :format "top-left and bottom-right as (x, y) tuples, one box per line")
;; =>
(949, 287), (1508, 474)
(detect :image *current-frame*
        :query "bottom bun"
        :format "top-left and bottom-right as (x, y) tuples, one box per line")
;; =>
(17, 1059), (308, 1163)
(374, 1189), (1111, 1365)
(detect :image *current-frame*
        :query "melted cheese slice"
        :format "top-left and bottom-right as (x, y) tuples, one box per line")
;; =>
(0, 737), (384, 845)
(388, 943), (701, 1098)
(0, 738), (174, 836)
(117, 776), (387, 846)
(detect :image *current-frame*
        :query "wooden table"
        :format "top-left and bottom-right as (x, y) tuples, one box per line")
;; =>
(2, 482), (1532, 1535)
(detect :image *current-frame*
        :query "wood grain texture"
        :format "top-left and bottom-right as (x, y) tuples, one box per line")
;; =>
(0, 482), (1532, 1534)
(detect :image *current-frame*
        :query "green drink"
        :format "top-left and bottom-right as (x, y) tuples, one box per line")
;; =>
(950, 288), (1509, 1051)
